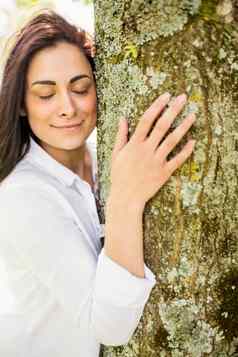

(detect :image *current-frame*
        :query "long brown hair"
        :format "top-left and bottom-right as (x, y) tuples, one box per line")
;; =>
(0, 9), (95, 183)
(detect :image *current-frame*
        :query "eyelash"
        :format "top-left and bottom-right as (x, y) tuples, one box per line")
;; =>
(39, 90), (88, 100)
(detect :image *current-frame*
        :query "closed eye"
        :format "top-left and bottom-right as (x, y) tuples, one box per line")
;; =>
(39, 90), (88, 100)
(73, 89), (88, 96)
(39, 94), (54, 100)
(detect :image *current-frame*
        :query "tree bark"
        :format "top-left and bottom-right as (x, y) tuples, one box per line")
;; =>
(94, 0), (238, 355)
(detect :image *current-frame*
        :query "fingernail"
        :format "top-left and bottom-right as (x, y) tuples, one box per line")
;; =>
(161, 92), (171, 101)
(177, 93), (187, 103)
(189, 112), (196, 121)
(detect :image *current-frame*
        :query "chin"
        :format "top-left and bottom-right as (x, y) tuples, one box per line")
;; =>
(55, 138), (86, 151)
(38, 136), (86, 152)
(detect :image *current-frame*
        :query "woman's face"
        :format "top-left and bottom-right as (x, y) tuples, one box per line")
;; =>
(24, 41), (97, 152)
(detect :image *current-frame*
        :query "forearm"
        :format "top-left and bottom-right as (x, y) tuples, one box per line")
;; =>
(104, 190), (145, 278)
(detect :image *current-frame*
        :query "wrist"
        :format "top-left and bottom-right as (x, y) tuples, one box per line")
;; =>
(106, 189), (145, 215)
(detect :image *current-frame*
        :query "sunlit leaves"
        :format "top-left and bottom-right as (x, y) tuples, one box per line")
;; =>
(16, 0), (40, 7)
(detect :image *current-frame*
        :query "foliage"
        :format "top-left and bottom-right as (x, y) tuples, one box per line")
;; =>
(16, 0), (40, 7)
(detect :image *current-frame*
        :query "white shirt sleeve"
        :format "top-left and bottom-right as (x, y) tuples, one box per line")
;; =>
(92, 249), (156, 345)
(0, 184), (156, 348)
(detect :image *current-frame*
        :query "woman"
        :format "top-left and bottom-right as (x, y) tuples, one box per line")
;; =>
(0, 9), (196, 357)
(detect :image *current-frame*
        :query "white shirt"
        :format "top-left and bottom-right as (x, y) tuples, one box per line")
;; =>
(0, 136), (156, 357)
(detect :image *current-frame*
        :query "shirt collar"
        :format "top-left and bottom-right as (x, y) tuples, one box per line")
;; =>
(26, 136), (86, 188)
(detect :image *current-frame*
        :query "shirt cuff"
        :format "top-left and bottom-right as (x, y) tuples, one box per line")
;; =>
(94, 248), (156, 308)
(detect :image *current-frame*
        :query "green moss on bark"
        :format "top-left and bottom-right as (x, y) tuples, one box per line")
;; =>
(95, 0), (238, 355)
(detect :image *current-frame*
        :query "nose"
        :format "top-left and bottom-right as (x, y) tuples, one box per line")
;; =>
(58, 91), (76, 119)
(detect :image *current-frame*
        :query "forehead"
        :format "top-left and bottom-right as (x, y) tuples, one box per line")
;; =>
(26, 41), (92, 82)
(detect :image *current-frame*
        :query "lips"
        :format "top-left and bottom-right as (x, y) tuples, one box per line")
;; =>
(52, 122), (83, 129)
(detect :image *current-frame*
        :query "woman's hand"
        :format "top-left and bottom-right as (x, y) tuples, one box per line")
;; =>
(110, 92), (196, 208)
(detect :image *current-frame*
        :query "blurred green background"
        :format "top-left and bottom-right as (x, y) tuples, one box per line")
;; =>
(0, 0), (94, 75)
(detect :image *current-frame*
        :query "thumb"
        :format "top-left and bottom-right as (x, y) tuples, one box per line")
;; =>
(111, 118), (128, 162)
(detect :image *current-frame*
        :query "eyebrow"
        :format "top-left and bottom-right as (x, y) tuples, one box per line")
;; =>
(31, 74), (91, 87)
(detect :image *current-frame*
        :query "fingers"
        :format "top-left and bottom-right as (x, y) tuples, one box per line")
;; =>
(132, 92), (171, 142)
(111, 118), (128, 162)
(156, 112), (196, 159)
(147, 93), (188, 149)
(166, 139), (196, 174)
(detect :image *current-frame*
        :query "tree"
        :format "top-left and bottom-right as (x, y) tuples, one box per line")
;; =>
(94, 0), (238, 356)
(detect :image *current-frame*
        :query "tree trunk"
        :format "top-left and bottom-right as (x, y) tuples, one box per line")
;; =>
(94, 0), (238, 355)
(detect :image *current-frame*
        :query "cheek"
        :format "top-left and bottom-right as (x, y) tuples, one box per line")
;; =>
(26, 97), (54, 121)
(82, 92), (97, 114)
(26, 99), (53, 134)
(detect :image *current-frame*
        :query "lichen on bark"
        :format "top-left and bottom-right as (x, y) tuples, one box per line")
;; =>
(95, 0), (238, 355)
